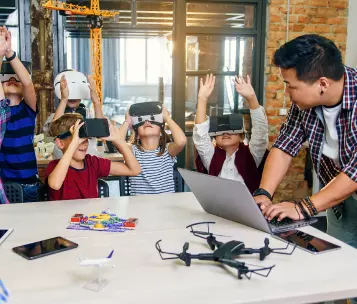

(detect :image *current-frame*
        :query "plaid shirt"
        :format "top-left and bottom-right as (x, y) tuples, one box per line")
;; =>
(0, 98), (11, 204)
(273, 66), (357, 217)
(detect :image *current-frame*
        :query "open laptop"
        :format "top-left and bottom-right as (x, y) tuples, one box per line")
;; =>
(178, 168), (317, 234)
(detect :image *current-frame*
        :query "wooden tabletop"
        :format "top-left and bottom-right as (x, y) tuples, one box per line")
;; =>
(0, 192), (357, 303)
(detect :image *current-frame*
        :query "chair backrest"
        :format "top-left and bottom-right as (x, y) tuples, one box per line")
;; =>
(119, 176), (131, 196)
(173, 167), (184, 193)
(4, 182), (23, 203)
(98, 179), (110, 198)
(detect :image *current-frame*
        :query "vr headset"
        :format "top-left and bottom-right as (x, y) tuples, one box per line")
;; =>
(129, 101), (164, 130)
(64, 103), (87, 119)
(54, 70), (90, 100)
(208, 113), (245, 136)
(0, 61), (32, 83)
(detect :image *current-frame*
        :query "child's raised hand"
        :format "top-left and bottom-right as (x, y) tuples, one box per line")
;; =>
(101, 120), (125, 145)
(162, 105), (171, 122)
(0, 26), (8, 57)
(60, 75), (69, 101)
(234, 75), (256, 100)
(124, 112), (133, 128)
(88, 75), (100, 104)
(69, 119), (86, 146)
(198, 74), (215, 102)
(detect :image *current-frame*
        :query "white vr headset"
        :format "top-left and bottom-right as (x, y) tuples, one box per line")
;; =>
(129, 101), (164, 130)
(54, 70), (90, 100)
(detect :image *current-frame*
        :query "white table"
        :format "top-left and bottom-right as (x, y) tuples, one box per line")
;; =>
(0, 193), (356, 304)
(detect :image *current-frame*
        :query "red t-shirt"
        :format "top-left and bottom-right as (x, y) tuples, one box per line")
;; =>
(45, 154), (111, 201)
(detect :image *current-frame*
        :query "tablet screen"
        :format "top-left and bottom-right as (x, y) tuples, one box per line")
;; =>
(275, 230), (341, 254)
(12, 237), (78, 260)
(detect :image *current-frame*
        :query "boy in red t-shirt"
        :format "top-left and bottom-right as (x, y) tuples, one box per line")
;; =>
(45, 113), (141, 201)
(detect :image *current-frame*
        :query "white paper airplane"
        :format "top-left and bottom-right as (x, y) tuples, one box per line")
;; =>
(80, 250), (114, 267)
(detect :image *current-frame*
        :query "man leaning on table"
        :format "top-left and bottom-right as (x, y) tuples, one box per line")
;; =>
(253, 34), (357, 263)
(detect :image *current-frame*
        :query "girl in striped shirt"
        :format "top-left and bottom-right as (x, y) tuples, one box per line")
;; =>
(122, 105), (186, 195)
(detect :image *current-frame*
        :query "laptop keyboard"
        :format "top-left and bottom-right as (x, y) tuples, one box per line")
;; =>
(268, 217), (293, 227)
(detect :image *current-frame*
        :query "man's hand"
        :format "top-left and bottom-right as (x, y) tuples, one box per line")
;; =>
(198, 73), (215, 103)
(254, 195), (273, 211)
(69, 119), (86, 147)
(88, 75), (100, 104)
(262, 201), (303, 222)
(60, 75), (69, 101)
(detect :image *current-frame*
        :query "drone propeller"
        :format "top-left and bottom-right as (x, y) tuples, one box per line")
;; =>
(155, 240), (192, 266)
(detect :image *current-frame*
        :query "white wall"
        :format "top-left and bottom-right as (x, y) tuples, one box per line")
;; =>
(346, 0), (357, 68)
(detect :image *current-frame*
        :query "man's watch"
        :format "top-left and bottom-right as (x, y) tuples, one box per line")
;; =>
(252, 188), (273, 201)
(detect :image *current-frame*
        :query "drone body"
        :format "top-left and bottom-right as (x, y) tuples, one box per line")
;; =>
(156, 221), (296, 280)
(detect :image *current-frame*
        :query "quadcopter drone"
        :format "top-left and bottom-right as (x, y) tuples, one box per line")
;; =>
(155, 221), (296, 280)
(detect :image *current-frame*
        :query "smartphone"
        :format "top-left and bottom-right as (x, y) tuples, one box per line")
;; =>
(274, 230), (341, 254)
(12, 236), (78, 260)
(79, 118), (110, 138)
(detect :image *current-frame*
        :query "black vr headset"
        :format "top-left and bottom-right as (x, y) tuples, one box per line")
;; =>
(64, 103), (87, 119)
(0, 61), (32, 83)
(208, 113), (244, 136)
(129, 101), (164, 130)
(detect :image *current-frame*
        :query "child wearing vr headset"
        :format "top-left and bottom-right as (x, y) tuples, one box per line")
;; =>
(121, 102), (186, 195)
(0, 26), (40, 202)
(194, 74), (269, 194)
(45, 113), (141, 201)
(42, 69), (103, 159)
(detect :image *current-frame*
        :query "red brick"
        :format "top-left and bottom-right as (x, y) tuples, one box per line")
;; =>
(305, 7), (318, 16)
(314, 25), (330, 33)
(266, 99), (284, 108)
(266, 83), (285, 92)
(298, 15), (310, 23)
(331, 25), (347, 34)
(316, 7), (337, 17)
(292, 24), (305, 32)
(265, 109), (278, 116)
(331, 1), (348, 9)
(271, 0), (286, 4)
(304, 24), (316, 32)
(338, 9), (347, 16)
(293, 6), (306, 14)
(327, 17), (347, 25)
(269, 23), (283, 32)
(270, 14), (284, 23)
(310, 17), (327, 24)
(268, 74), (279, 82)
(288, 15), (298, 23)
(291, 0), (307, 4)
(309, 0), (328, 7)
(268, 31), (287, 39)
(266, 92), (277, 99)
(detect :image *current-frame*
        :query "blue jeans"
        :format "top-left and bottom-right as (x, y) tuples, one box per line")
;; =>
(20, 182), (41, 203)
(327, 196), (357, 304)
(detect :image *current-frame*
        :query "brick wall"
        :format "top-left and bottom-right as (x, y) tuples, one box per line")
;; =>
(265, 0), (349, 201)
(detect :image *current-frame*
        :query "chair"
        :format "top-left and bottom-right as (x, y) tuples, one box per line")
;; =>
(39, 183), (49, 201)
(98, 179), (110, 198)
(3, 182), (23, 203)
(119, 176), (131, 196)
(173, 168), (184, 193)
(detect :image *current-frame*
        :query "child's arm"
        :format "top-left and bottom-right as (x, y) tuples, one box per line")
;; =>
(3, 27), (36, 111)
(192, 74), (216, 170)
(53, 75), (69, 121)
(164, 106), (187, 157)
(102, 122), (141, 176)
(88, 75), (105, 119)
(234, 75), (268, 166)
(47, 120), (85, 190)
(0, 62), (4, 100)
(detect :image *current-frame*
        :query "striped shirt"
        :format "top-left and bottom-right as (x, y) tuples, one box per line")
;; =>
(129, 144), (176, 195)
(0, 100), (38, 183)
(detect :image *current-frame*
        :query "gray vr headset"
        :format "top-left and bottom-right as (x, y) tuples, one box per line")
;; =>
(129, 101), (164, 130)
(208, 114), (244, 136)
(0, 61), (32, 83)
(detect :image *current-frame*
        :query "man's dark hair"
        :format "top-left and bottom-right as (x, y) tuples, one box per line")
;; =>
(273, 34), (345, 83)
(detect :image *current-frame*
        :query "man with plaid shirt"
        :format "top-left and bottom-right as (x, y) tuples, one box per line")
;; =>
(254, 35), (357, 254)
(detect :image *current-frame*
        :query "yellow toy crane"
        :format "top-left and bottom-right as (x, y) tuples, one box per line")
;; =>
(42, 0), (119, 103)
